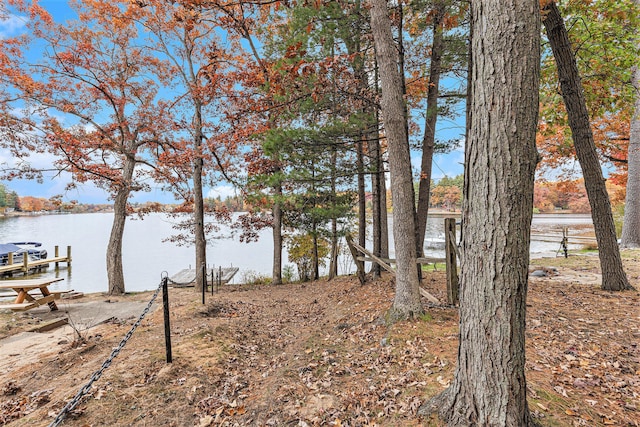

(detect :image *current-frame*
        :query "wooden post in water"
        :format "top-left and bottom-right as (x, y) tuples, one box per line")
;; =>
(67, 246), (72, 266)
(444, 218), (459, 305)
(54, 246), (59, 267)
(7, 252), (13, 266)
(22, 252), (29, 273)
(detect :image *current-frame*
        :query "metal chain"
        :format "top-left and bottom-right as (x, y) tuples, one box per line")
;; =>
(48, 280), (164, 427)
(166, 277), (196, 286)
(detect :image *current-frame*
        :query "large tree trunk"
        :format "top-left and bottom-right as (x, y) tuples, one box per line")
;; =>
(419, 0), (540, 424)
(107, 156), (136, 295)
(621, 15), (640, 247)
(543, 1), (632, 291)
(416, 1), (445, 254)
(369, 0), (423, 320)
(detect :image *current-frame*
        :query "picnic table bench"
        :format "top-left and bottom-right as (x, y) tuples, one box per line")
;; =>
(0, 278), (70, 311)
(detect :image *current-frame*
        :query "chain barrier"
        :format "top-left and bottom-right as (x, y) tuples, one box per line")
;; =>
(167, 276), (196, 287)
(48, 277), (165, 427)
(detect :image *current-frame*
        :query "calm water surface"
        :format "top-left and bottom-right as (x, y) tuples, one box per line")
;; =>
(0, 213), (274, 294)
(0, 213), (593, 294)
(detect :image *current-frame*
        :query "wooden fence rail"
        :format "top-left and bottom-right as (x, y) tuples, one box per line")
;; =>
(345, 229), (460, 306)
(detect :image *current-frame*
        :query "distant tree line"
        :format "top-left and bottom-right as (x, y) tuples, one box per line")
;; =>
(0, 184), (20, 210)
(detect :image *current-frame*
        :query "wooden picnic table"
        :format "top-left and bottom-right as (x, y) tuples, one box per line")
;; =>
(0, 278), (68, 311)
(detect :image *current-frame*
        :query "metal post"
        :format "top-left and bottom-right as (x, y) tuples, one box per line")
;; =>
(201, 264), (206, 304)
(162, 277), (172, 363)
(218, 266), (222, 291)
(211, 268), (214, 295)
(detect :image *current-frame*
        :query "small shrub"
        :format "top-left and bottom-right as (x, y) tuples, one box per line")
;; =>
(286, 233), (330, 282)
(241, 270), (271, 285)
(282, 264), (295, 283)
(612, 203), (624, 238)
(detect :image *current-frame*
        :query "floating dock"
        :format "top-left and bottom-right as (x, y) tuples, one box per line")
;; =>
(0, 246), (72, 276)
(169, 267), (239, 287)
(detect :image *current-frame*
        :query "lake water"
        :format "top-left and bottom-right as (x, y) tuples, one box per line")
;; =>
(0, 212), (593, 294)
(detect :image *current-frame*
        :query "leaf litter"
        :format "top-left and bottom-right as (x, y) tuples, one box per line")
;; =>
(0, 251), (638, 426)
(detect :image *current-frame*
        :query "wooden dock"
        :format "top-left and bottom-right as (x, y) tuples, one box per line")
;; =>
(169, 267), (239, 287)
(0, 245), (72, 275)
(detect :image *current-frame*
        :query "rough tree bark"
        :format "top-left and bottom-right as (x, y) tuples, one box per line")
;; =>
(416, 1), (445, 254)
(369, 0), (423, 320)
(543, 1), (632, 291)
(419, 0), (540, 424)
(107, 155), (137, 295)
(621, 1), (640, 248)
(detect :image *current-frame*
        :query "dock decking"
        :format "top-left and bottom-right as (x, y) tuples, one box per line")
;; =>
(169, 267), (239, 287)
(0, 246), (72, 275)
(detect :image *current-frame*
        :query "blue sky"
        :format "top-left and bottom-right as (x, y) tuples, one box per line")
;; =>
(1, 1), (466, 204)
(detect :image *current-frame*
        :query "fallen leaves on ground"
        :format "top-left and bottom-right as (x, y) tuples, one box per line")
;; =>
(0, 252), (639, 426)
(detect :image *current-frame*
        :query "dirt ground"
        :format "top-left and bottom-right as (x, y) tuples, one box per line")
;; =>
(1, 250), (639, 427)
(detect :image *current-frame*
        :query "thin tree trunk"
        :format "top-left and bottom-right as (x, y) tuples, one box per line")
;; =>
(370, 128), (383, 278)
(420, 0), (540, 423)
(379, 127), (389, 261)
(329, 144), (339, 279)
(329, 217), (338, 279)
(397, 0), (423, 283)
(272, 180), (283, 285)
(373, 57), (390, 262)
(369, 0), (423, 320)
(193, 102), (207, 292)
(312, 222), (319, 281)
(235, 21), (283, 284)
(357, 137), (366, 249)
(416, 2), (445, 255)
(621, 10), (640, 247)
(543, 1), (632, 291)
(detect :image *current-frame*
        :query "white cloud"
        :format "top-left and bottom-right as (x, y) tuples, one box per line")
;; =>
(0, 13), (26, 39)
(207, 185), (237, 200)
